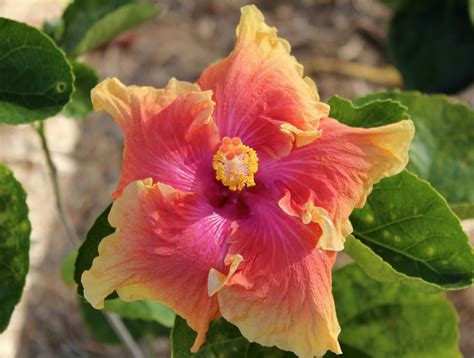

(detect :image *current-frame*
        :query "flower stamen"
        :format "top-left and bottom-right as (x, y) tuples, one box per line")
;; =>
(213, 136), (259, 191)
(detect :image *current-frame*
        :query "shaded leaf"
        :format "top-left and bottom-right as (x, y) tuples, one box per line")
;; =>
(61, 249), (78, 286)
(387, 0), (474, 93)
(79, 298), (170, 345)
(354, 91), (474, 216)
(61, 0), (159, 56)
(62, 60), (98, 118)
(171, 316), (295, 357)
(0, 163), (31, 332)
(0, 18), (74, 124)
(325, 264), (461, 357)
(42, 18), (64, 43)
(104, 299), (175, 328)
(74, 204), (113, 296)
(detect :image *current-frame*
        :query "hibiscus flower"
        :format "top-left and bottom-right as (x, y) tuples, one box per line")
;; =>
(82, 5), (414, 357)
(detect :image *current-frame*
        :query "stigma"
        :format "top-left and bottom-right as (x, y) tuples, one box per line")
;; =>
(213, 136), (259, 191)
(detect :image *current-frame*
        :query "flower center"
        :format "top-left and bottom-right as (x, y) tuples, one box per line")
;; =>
(212, 136), (259, 191)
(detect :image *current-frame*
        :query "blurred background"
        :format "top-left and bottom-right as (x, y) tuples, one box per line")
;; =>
(0, 0), (473, 357)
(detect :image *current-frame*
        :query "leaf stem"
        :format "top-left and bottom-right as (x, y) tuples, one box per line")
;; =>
(34, 121), (145, 358)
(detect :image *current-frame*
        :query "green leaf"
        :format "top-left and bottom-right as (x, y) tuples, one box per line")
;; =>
(171, 316), (295, 357)
(74, 204), (113, 296)
(470, 0), (474, 24)
(79, 298), (170, 345)
(328, 96), (410, 128)
(354, 91), (474, 216)
(0, 18), (74, 124)
(104, 299), (175, 328)
(349, 171), (473, 291)
(0, 163), (31, 332)
(451, 203), (474, 220)
(325, 264), (461, 357)
(60, 0), (159, 56)
(42, 18), (64, 43)
(62, 60), (98, 118)
(387, 0), (474, 93)
(61, 249), (78, 286)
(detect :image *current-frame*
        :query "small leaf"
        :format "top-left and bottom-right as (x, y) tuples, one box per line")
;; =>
(74, 204), (113, 296)
(349, 171), (473, 291)
(42, 18), (64, 43)
(104, 299), (175, 328)
(387, 0), (474, 93)
(61, 249), (78, 286)
(79, 298), (170, 345)
(470, 0), (474, 24)
(328, 96), (410, 128)
(325, 264), (461, 357)
(62, 60), (98, 118)
(0, 163), (31, 332)
(60, 0), (159, 56)
(0, 18), (74, 124)
(171, 316), (295, 357)
(451, 203), (474, 220)
(354, 91), (474, 217)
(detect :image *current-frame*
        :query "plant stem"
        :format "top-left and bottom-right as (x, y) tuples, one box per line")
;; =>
(36, 121), (79, 247)
(34, 121), (145, 358)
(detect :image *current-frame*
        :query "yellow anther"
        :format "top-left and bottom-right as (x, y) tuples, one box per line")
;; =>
(212, 136), (259, 191)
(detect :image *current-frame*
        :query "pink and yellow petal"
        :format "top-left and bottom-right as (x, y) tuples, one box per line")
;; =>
(210, 193), (341, 357)
(259, 117), (415, 251)
(91, 77), (219, 199)
(82, 179), (231, 351)
(198, 5), (328, 157)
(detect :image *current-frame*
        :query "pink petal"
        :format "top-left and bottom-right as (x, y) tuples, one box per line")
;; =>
(82, 179), (231, 351)
(259, 117), (415, 251)
(91, 77), (219, 199)
(197, 6), (329, 158)
(209, 191), (341, 357)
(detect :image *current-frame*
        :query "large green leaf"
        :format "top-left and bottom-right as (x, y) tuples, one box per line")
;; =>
(0, 18), (74, 124)
(349, 171), (473, 291)
(60, 0), (159, 56)
(62, 60), (98, 118)
(171, 265), (461, 357)
(74, 204), (113, 296)
(354, 91), (474, 216)
(0, 163), (31, 332)
(387, 0), (474, 93)
(326, 264), (461, 357)
(171, 316), (295, 357)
